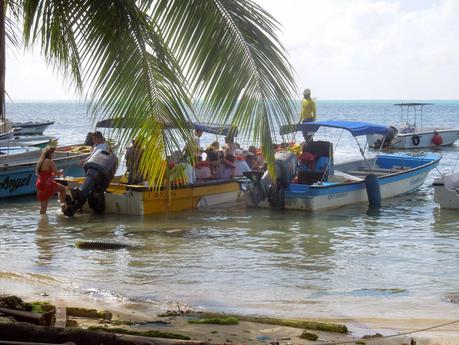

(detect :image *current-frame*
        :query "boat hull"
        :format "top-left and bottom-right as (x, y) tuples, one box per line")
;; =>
(0, 150), (88, 198)
(12, 121), (55, 135)
(368, 129), (459, 149)
(244, 153), (440, 211)
(62, 178), (240, 215)
(433, 173), (459, 209)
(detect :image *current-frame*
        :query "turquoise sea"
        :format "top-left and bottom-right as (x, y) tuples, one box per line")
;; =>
(1, 100), (459, 322)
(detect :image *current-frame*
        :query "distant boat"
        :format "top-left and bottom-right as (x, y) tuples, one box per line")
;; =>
(241, 121), (441, 211)
(368, 103), (459, 149)
(0, 135), (57, 149)
(12, 120), (55, 135)
(0, 146), (40, 155)
(0, 129), (13, 140)
(0, 147), (88, 198)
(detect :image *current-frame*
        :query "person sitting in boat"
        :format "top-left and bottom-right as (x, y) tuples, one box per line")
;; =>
(195, 157), (213, 180)
(298, 143), (316, 172)
(205, 141), (223, 175)
(125, 139), (144, 184)
(223, 135), (240, 155)
(218, 154), (236, 179)
(234, 149), (252, 177)
(36, 145), (67, 214)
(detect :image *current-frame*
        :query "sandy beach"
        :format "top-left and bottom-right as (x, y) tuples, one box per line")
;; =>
(2, 276), (459, 345)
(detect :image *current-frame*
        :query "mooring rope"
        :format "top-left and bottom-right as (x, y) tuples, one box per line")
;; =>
(318, 318), (459, 345)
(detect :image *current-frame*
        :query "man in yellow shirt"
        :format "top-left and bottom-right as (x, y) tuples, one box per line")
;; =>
(300, 88), (316, 122)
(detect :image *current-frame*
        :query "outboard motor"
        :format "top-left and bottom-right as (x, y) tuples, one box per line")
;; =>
(267, 151), (297, 210)
(62, 150), (118, 217)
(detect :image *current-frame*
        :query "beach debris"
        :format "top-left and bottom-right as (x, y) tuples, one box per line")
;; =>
(188, 316), (239, 325)
(75, 240), (132, 250)
(66, 306), (112, 320)
(54, 299), (67, 328)
(0, 307), (54, 326)
(362, 332), (383, 339)
(40, 292), (49, 297)
(410, 338), (416, 345)
(197, 312), (348, 333)
(0, 323), (142, 345)
(256, 335), (272, 342)
(87, 326), (191, 340)
(299, 331), (318, 341)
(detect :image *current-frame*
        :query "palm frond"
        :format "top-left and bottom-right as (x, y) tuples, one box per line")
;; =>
(153, 0), (297, 176)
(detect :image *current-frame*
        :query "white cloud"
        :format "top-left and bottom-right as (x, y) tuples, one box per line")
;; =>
(4, 0), (459, 100)
(258, 0), (459, 99)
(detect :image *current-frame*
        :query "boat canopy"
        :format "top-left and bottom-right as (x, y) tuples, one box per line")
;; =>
(280, 120), (389, 137)
(96, 118), (237, 136)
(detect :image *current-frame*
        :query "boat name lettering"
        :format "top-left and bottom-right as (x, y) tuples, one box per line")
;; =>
(327, 192), (347, 200)
(0, 174), (32, 192)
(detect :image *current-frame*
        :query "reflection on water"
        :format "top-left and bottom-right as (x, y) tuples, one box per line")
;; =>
(1, 101), (459, 320)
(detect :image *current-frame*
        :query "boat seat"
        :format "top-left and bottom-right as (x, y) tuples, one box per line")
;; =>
(347, 170), (388, 177)
(357, 166), (406, 173)
(297, 140), (334, 185)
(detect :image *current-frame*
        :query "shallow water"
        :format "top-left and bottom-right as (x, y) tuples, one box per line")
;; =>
(1, 100), (459, 320)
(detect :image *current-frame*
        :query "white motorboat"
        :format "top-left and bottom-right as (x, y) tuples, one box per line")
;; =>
(433, 172), (459, 209)
(12, 120), (55, 135)
(368, 103), (459, 149)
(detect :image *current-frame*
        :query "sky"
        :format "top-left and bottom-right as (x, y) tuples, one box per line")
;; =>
(5, 0), (459, 100)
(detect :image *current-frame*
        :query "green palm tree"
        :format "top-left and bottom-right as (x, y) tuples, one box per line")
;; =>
(2, 0), (296, 182)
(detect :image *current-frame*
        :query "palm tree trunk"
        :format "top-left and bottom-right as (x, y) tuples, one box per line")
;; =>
(0, 0), (5, 125)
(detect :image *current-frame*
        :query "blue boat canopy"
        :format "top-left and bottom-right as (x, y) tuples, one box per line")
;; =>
(96, 118), (237, 136)
(280, 120), (389, 137)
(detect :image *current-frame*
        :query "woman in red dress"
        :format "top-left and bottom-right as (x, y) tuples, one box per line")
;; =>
(36, 146), (67, 214)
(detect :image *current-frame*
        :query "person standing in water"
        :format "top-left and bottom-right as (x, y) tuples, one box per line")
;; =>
(300, 88), (316, 122)
(36, 146), (67, 214)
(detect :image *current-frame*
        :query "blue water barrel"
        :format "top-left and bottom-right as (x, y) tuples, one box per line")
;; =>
(365, 173), (381, 207)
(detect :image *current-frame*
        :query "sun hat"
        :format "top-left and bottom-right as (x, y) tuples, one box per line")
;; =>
(303, 88), (311, 96)
(242, 149), (254, 156)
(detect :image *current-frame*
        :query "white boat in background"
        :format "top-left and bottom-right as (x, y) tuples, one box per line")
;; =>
(12, 120), (55, 135)
(0, 135), (57, 148)
(433, 172), (459, 209)
(368, 103), (459, 149)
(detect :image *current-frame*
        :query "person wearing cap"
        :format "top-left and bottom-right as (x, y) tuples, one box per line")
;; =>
(300, 88), (316, 122)
(234, 149), (252, 177)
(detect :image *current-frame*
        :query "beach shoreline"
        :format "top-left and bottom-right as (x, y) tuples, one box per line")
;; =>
(1, 277), (459, 345)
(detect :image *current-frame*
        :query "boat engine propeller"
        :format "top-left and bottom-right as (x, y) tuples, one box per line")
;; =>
(62, 150), (118, 217)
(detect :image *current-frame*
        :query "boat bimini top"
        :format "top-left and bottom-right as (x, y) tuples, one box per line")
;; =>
(280, 120), (389, 137)
(96, 118), (237, 136)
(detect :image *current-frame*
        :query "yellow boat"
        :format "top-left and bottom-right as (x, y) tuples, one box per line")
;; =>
(62, 177), (240, 215)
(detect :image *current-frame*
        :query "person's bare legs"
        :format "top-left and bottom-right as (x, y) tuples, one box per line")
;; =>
(40, 200), (48, 214)
(56, 183), (68, 204)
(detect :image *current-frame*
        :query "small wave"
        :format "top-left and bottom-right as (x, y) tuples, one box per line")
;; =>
(0, 271), (62, 285)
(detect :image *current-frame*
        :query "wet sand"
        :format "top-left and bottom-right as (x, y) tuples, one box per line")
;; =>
(2, 277), (459, 345)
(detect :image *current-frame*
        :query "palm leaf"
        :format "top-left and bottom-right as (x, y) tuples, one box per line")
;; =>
(153, 0), (297, 176)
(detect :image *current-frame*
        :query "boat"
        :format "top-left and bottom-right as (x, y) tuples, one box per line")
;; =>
(433, 172), (459, 209)
(367, 103), (459, 149)
(0, 146), (40, 155)
(58, 121), (241, 216)
(0, 128), (13, 140)
(12, 120), (55, 135)
(0, 146), (89, 198)
(241, 121), (441, 211)
(59, 176), (240, 215)
(0, 135), (57, 148)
